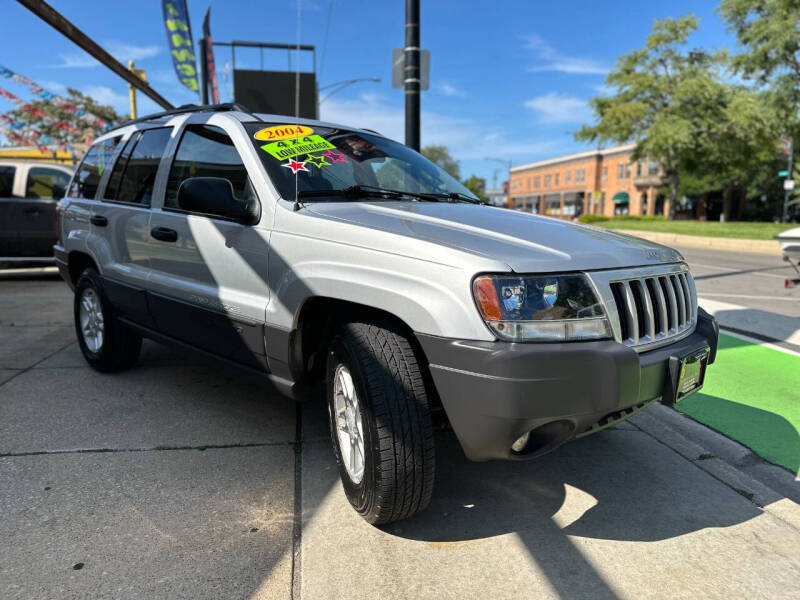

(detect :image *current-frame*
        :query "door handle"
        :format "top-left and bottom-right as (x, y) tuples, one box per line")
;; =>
(90, 214), (108, 227)
(150, 226), (178, 242)
(23, 207), (41, 215)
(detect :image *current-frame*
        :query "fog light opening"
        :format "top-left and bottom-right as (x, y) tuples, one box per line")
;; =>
(510, 420), (575, 457)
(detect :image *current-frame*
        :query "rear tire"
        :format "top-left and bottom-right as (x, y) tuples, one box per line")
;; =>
(74, 268), (141, 372)
(326, 320), (435, 525)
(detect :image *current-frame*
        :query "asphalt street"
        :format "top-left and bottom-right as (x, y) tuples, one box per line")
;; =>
(1, 258), (799, 599)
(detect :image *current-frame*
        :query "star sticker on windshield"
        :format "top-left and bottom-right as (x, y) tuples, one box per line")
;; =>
(304, 153), (330, 168)
(281, 159), (309, 174)
(322, 150), (347, 164)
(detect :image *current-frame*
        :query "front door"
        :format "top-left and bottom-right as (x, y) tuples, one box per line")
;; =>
(145, 122), (271, 369)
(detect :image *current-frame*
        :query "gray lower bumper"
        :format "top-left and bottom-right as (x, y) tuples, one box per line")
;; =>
(417, 309), (719, 461)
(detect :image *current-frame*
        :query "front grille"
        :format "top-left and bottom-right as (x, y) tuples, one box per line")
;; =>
(609, 271), (695, 348)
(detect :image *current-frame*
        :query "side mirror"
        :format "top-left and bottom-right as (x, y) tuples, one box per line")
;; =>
(177, 177), (260, 224)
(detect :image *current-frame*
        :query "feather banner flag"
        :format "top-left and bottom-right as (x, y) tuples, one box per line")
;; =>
(162, 0), (199, 93)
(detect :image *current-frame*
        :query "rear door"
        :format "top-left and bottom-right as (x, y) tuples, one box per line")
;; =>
(0, 164), (19, 256)
(17, 166), (73, 257)
(145, 120), (271, 369)
(91, 127), (173, 327)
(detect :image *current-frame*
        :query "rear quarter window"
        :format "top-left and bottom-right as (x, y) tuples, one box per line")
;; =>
(69, 136), (121, 199)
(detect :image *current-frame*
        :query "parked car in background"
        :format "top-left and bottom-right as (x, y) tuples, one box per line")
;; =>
(0, 159), (74, 267)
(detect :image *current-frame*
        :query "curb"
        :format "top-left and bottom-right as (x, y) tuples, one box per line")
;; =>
(631, 404), (800, 531)
(612, 229), (781, 256)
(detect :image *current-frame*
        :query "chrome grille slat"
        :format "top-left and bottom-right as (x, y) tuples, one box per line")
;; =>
(602, 267), (697, 351)
(635, 279), (655, 341)
(621, 280), (639, 344)
(661, 276), (678, 333)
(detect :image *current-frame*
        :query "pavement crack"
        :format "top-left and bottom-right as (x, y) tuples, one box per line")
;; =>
(290, 401), (303, 600)
(0, 441), (294, 458)
(0, 338), (76, 387)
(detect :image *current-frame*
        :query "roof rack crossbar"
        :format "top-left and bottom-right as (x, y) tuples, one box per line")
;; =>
(117, 103), (253, 129)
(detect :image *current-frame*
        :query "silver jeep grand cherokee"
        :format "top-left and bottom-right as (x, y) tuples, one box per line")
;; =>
(55, 104), (718, 525)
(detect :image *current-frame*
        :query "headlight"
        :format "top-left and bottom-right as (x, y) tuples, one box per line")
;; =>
(473, 274), (612, 342)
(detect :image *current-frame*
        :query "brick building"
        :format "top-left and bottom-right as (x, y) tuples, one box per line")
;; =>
(508, 143), (668, 218)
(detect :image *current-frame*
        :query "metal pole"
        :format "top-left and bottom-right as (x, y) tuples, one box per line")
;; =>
(17, 0), (173, 109)
(784, 137), (794, 223)
(199, 37), (209, 104)
(404, 0), (420, 151)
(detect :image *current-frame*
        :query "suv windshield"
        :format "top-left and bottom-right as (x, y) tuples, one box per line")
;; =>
(244, 122), (478, 202)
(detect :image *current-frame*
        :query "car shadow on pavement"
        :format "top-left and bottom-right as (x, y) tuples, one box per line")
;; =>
(301, 399), (766, 600)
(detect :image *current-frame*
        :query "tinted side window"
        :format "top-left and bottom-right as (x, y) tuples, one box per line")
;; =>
(104, 133), (139, 201)
(0, 165), (15, 196)
(165, 125), (252, 209)
(70, 137), (121, 199)
(112, 128), (171, 206)
(26, 168), (71, 199)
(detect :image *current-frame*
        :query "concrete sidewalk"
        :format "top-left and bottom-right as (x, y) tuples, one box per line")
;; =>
(2, 272), (800, 599)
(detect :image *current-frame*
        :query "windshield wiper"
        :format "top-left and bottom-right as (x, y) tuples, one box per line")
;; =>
(417, 191), (483, 204)
(296, 185), (482, 204)
(297, 185), (411, 201)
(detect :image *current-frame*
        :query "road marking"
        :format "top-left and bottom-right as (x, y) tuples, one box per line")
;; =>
(689, 262), (789, 281)
(698, 293), (800, 301)
(721, 328), (800, 358)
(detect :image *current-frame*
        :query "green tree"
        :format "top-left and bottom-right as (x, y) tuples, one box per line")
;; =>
(421, 145), (461, 180)
(462, 174), (487, 201)
(576, 15), (726, 219)
(719, 0), (800, 126)
(4, 88), (122, 149)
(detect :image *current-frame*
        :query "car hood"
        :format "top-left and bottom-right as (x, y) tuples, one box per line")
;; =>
(305, 201), (684, 272)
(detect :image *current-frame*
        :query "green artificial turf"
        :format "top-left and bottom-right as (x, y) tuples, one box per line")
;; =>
(676, 333), (800, 474)
(596, 219), (794, 240)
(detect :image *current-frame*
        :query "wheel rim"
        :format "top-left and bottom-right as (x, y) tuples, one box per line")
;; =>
(333, 364), (365, 484)
(79, 288), (104, 353)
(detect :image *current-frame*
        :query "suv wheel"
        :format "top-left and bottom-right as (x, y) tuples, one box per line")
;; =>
(74, 268), (141, 372)
(326, 320), (435, 524)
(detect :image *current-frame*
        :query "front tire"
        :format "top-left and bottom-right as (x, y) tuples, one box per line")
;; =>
(326, 320), (435, 525)
(74, 268), (141, 372)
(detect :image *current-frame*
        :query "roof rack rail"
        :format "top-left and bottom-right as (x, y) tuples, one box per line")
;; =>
(117, 102), (252, 128)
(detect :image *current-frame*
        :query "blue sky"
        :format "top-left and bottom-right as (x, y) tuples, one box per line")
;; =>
(1, 0), (733, 185)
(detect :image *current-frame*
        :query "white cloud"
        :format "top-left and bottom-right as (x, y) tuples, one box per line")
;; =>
(54, 52), (99, 68)
(105, 42), (161, 62)
(51, 41), (160, 68)
(320, 92), (564, 163)
(524, 34), (609, 76)
(524, 92), (593, 124)
(80, 85), (131, 114)
(434, 82), (466, 97)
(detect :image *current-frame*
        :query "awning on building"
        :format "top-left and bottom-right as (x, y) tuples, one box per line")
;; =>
(612, 191), (630, 204)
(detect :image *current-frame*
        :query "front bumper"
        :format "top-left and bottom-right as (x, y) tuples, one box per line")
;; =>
(418, 309), (719, 461)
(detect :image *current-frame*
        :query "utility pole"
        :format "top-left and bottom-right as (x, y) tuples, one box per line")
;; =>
(199, 37), (209, 105)
(783, 136), (794, 223)
(127, 61), (146, 119)
(404, 0), (420, 151)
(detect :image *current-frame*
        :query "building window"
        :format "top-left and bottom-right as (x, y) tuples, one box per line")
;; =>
(636, 162), (642, 177)
(566, 170), (571, 184)
(575, 169), (585, 184)
(544, 174), (552, 187)
(617, 163), (624, 180)
(602, 166), (607, 182)
(625, 163), (631, 179)
(555, 173), (559, 186)
(648, 160), (659, 175)
(527, 177), (532, 190)
(534, 176), (540, 188)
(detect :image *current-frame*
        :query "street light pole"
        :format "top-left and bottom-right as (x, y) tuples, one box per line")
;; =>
(404, 0), (420, 151)
(783, 136), (794, 223)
